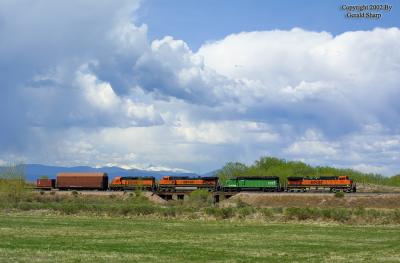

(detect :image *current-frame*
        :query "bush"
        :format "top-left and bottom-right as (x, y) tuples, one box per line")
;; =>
(58, 202), (82, 215)
(204, 207), (219, 217)
(219, 208), (234, 219)
(334, 192), (345, 198)
(189, 189), (211, 207)
(272, 207), (283, 214)
(235, 199), (249, 208)
(116, 204), (156, 216)
(260, 208), (274, 219)
(285, 208), (327, 220)
(354, 207), (366, 216)
(392, 209), (400, 223)
(237, 206), (255, 219)
(0, 163), (27, 206)
(331, 208), (351, 222)
(159, 207), (183, 217)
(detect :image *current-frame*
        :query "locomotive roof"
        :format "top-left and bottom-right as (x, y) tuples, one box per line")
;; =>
(120, 176), (155, 180)
(166, 176), (218, 180)
(287, 176), (344, 180)
(235, 176), (280, 180)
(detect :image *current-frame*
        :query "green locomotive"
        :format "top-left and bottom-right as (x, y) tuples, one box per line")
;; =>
(220, 176), (280, 192)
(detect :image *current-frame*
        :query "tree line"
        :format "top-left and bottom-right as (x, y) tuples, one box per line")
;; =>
(216, 156), (400, 186)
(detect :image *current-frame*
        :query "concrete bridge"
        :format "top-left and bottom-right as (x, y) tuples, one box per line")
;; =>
(155, 191), (239, 203)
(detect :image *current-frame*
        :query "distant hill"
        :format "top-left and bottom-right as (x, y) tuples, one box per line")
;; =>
(14, 164), (200, 182)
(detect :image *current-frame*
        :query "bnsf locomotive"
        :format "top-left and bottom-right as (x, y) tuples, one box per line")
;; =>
(36, 172), (356, 193)
(286, 175), (356, 193)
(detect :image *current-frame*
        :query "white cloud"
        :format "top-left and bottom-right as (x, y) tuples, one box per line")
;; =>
(0, 1), (399, 175)
(352, 164), (389, 175)
(285, 130), (338, 157)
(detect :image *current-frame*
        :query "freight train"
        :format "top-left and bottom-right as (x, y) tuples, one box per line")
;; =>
(36, 173), (357, 193)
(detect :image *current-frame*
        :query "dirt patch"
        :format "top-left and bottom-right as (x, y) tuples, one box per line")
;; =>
(141, 191), (167, 205)
(357, 183), (400, 193)
(221, 192), (400, 209)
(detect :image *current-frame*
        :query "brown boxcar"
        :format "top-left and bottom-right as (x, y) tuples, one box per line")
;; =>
(36, 179), (56, 190)
(56, 172), (108, 190)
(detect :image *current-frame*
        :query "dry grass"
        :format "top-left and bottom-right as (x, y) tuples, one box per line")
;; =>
(223, 192), (400, 209)
(357, 183), (400, 193)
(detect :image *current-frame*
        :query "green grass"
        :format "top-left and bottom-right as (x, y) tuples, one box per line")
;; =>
(0, 214), (399, 262)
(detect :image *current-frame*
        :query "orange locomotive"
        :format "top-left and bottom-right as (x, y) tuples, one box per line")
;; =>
(159, 176), (219, 192)
(286, 175), (356, 192)
(109, 176), (156, 191)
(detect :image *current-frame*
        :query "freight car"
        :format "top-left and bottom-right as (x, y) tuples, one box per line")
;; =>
(56, 172), (109, 190)
(36, 173), (356, 193)
(158, 176), (219, 192)
(220, 176), (281, 192)
(109, 176), (156, 191)
(36, 178), (56, 190)
(286, 175), (356, 192)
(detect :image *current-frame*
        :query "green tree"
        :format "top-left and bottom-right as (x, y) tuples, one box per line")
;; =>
(216, 162), (248, 183)
(0, 163), (27, 206)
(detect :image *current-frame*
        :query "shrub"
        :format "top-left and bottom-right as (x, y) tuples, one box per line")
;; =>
(260, 208), (274, 219)
(204, 207), (219, 217)
(392, 209), (400, 223)
(203, 207), (234, 219)
(334, 192), (345, 198)
(331, 208), (351, 222)
(0, 163), (27, 206)
(189, 189), (211, 207)
(71, 191), (78, 197)
(272, 207), (283, 214)
(284, 208), (322, 220)
(237, 206), (255, 219)
(133, 204), (156, 215)
(219, 208), (234, 219)
(160, 207), (181, 217)
(235, 199), (249, 208)
(354, 207), (366, 216)
(58, 202), (82, 215)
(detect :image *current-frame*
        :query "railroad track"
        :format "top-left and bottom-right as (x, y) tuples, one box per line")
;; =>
(35, 189), (400, 196)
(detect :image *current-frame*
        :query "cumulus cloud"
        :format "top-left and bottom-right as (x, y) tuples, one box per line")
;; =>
(0, 0), (399, 175)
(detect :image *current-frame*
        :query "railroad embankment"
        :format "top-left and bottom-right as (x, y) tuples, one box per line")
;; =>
(222, 192), (400, 209)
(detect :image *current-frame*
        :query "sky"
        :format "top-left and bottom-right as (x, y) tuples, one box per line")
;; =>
(0, 0), (399, 175)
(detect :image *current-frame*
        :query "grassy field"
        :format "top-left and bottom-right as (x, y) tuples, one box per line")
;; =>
(0, 214), (399, 262)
